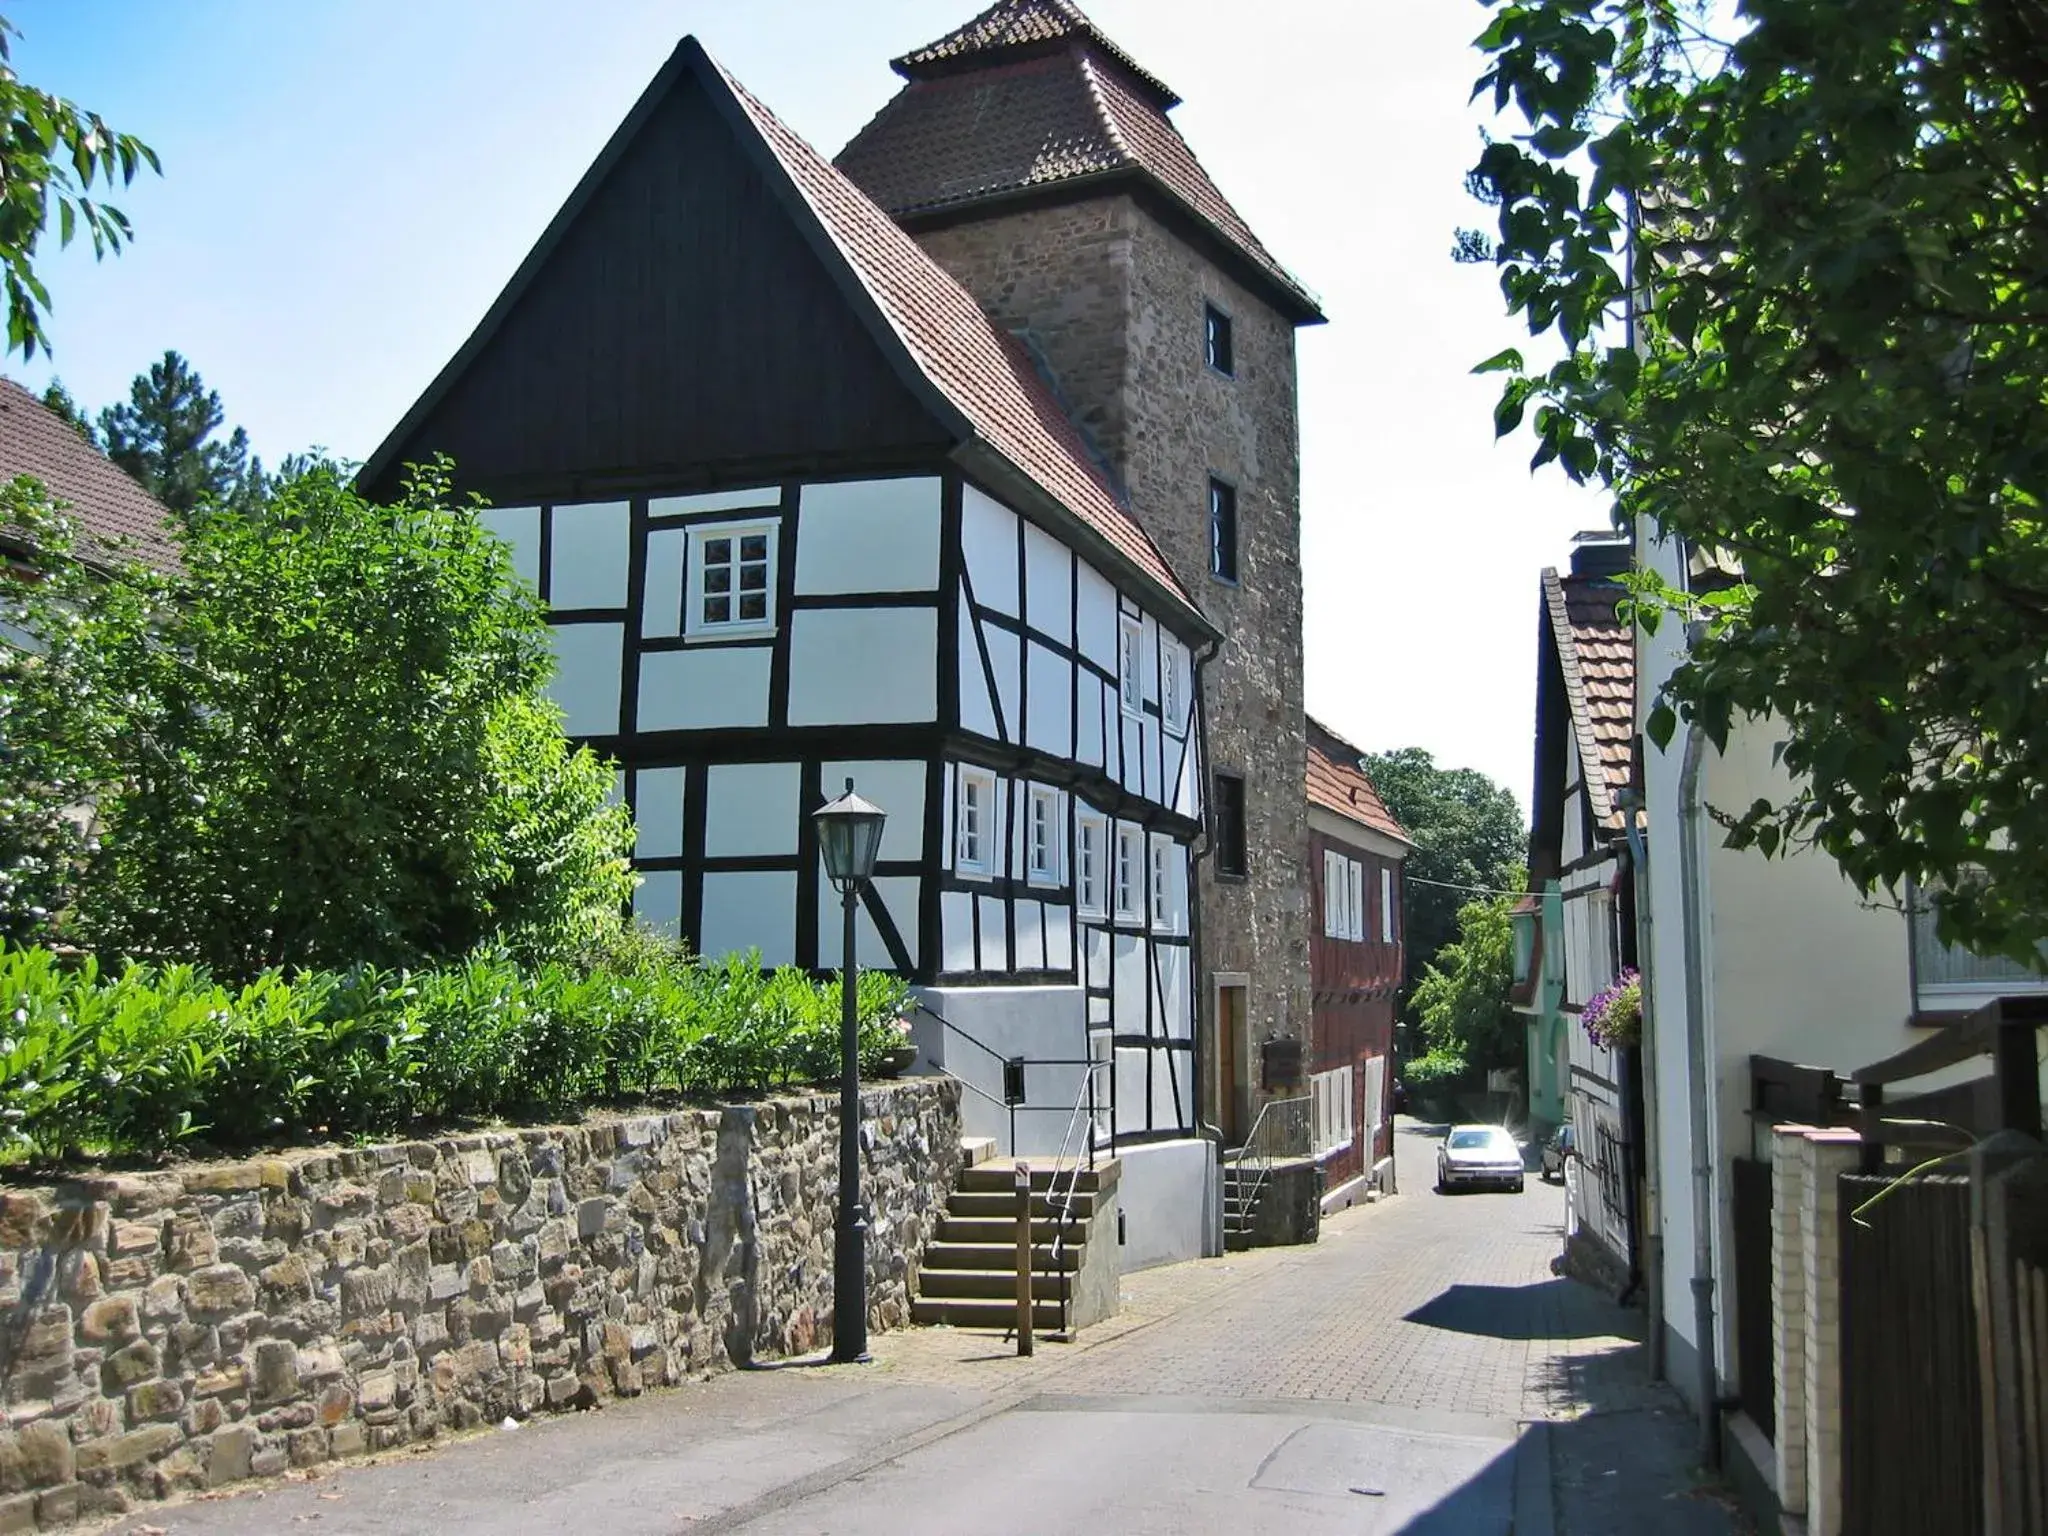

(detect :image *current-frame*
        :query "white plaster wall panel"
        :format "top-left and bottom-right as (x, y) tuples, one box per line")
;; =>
(698, 870), (796, 966)
(941, 890), (976, 972)
(608, 770), (625, 810)
(642, 527), (686, 639)
(1084, 927), (1111, 990)
(1155, 942), (1191, 1042)
(983, 623), (1021, 745)
(480, 506), (541, 592)
(977, 894), (1008, 971)
(1075, 560), (1118, 670)
(821, 759), (928, 863)
(1088, 994), (1110, 1026)
(1114, 1046), (1149, 1138)
(1045, 903), (1073, 974)
(957, 589), (1000, 740)
(1016, 900), (1046, 972)
(549, 501), (631, 609)
(1023, 521), (1073, 643)
(1025, 641), (1073, 759)
(961, 484), (1019, 616)
(1076, 671), (1106, 768)
(1121, 716), (1146, 797)
(1114, 933), (1149, 1035)
(817, 873), (919, 972)
(649, 486), (779, 516)
(634, 870), (682, 939)
(787, 608), (938, 726)
(794, 477), (942, 595)
(704, 761), (800, 858)
(633, 766), (686, 859)
(546, 623), (623, 737)
(637, 646), (770, 731)
(1150, 1048), (1194, 1132)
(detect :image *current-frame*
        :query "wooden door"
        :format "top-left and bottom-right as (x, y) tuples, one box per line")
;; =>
(1217, 983), (1245, 1144)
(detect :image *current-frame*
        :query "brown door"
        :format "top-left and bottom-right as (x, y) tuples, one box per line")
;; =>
(1217, 982), (1245, 1144)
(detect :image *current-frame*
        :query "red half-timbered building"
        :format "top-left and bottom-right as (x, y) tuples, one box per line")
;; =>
(1304, 717), (1411, 1205)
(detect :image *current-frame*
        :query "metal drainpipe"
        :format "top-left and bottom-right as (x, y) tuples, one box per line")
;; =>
(1618, 790), (1666, 1381)
(1676, 726), (1721, 1470)
(1189, 628), (1226, 1258)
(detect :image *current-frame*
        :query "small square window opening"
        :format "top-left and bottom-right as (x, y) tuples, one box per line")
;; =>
(1077, 813), (1107, 917)
(687, 521), (778, 636)
(1209, 479), (1239, 583)
(1213, 773), (1247, 879)
(1118, 616), (1145, 718)
(1027, 787), (1062, 884)
(957, 769), (997, 876)
(1114, 826), (1142, 921)
(1204, 304), (1235, 376)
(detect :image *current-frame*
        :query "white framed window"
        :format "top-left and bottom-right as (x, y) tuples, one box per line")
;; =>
(1323, 851), (1365, 942)
(1380, 867), (1395, 944)
(1349, 861), (1365, 943)
(1076, 811), (1108, 918)
(685, 520), (777, 637)
(1114, 825), (1142, 922)
(956, 768), (998, 877)
(1089, 1031), (1114, 1146)
(1311, 1066), (1355, 1154)
(1118, 616), (1144, 718)
(1027, 786), (1062, 884)
(1160, 639), (1185, 737)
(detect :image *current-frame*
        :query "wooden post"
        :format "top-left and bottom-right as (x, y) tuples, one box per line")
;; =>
(1014, 1161), (1034, 1357)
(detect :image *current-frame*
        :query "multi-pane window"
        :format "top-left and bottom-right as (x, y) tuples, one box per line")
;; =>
(1076, 812), (1107, 917)
(956, 768), (996, 876)
(1027, 786), (1062, 884)
(1324, 850), (1365, 941)
(1149, 837), (1173, 931)
(686, 521), (776, 635)
(1209, 478), (1239, 583)
(1213, 773), (1247, 878)
(1160, 639), (1185, 737)
(1381, 867), (1396, 944)
(1114, 825), (1142, 921)
(1204, 303), (1235, 376)
(1118, 616), (1144, 717)
(1311, 1066), (1355, 1153)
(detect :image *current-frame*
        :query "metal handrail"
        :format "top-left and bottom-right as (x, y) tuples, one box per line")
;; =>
(910, 1000), (1095, 1153)
(1223, 1094), (1310, 1236)
(1045, 1059), (1108, 1334)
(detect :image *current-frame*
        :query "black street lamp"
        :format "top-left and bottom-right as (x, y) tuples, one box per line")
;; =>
(813, 777), (887, 1364)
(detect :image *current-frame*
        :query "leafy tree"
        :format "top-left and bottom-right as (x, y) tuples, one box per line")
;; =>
(97, 351), (264, 522)
(39, 379), (94, 443)
(1466, 0), (2048, 962)
(1411, 888), (1524, 1081)
(0, 458), (635, 977)
(0, 14), (159, 357)
(1362, 747), (1526, 1005)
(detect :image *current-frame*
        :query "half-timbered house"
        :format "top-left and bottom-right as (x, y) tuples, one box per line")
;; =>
(1304, 719), (1410, 1211)
(359, 35), (1223, 1254)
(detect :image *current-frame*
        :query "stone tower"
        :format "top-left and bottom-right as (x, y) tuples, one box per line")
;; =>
(839, 0), (1322, 1137)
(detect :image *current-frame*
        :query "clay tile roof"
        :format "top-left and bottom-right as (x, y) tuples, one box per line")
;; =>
(838, 18), (1321, 323)
(1305, 715), (1411, 848)
(893, 0), (1179, 108)
(0, 376), (179, 571)
(1543, 568), (1635, 832)
(715, 56), (1201, 628)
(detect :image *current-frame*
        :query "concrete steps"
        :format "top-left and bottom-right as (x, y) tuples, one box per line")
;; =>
(911, 1149), (1100, 1333)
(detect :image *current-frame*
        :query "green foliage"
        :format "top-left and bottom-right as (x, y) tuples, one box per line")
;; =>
(1401, 1048), (1473, 1091)
(0, 942), (915, 1163)
(0, 458), (634, 977)
(1469, 0), (2048, 962)
(0, 14), (160, 357)
(95, 351), (267, 524)
(1361, 747), (1525, 1008)
(1411, 888), (1524, 1081)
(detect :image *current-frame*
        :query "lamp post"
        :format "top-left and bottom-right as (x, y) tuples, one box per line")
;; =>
(813, 777), (887, 1364)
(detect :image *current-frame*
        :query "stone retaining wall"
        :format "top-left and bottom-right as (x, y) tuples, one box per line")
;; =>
(0, 1079), (961, 1529)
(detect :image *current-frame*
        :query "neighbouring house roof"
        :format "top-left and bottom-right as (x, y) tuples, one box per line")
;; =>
(0, 377), (179, 572)
(1305, 715), (1411, 849)
(1541, 564), (1635, 834)
(358, 38), (1209, 641)
(837, 2), (1323, 324)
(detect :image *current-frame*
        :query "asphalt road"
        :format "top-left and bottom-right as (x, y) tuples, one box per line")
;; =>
(96, 1122), (1736, 1535)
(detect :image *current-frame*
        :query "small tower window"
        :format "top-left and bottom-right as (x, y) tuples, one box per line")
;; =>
(1209, 478), (1239, 583)
(1204, 304), (1235, 376)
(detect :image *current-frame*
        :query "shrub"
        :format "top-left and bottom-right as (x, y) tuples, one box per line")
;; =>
(0, 940), (914, 1164)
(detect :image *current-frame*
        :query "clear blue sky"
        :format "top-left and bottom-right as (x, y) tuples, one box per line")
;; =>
(7, 0), (1605, 811)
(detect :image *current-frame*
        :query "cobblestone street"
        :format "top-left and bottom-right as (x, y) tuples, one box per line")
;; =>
(102, 1121), (1742, 1534)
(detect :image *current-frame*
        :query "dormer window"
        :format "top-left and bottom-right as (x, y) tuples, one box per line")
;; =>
(1204, 304), (1234, 376)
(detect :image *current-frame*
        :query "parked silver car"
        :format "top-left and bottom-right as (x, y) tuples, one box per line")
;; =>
(1436, 1124), (1526, 1194)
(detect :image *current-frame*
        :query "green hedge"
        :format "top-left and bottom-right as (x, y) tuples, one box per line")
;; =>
(0, 941), (912, 1163)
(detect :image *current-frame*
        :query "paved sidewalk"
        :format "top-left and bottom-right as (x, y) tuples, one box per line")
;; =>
(99, 1119), (1743, 1534)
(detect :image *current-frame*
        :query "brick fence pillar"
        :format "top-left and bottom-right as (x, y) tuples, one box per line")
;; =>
(1771, 1124), (1812, 1516)
(1799, 1129), (1861, 1536)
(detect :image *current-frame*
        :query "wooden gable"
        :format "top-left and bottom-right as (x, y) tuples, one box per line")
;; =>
(361, 54), (950, 504)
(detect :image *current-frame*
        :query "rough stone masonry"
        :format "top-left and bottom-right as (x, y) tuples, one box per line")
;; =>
(0, 1079), (962, 1530)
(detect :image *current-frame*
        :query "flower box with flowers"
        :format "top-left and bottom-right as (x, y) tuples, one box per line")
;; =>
(1581, 967), (1642, 1050)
